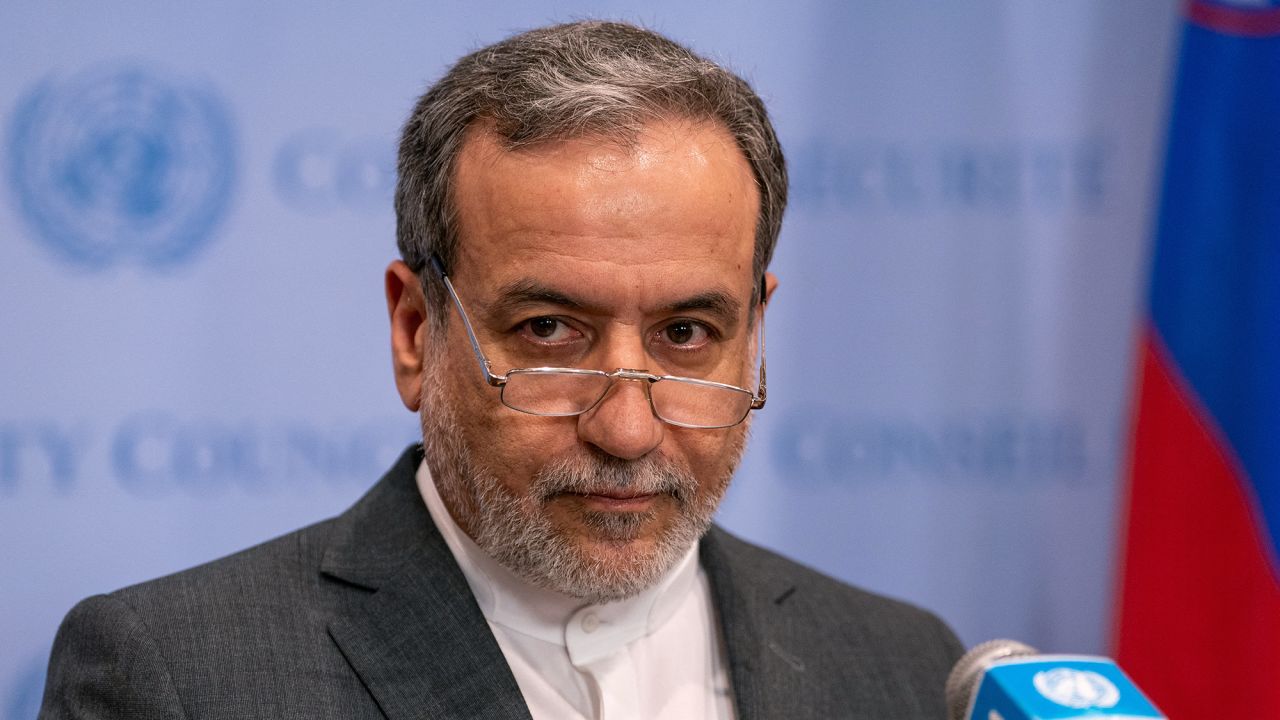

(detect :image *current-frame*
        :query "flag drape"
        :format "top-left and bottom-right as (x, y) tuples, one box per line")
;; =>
(1117, 2), (1280, 716)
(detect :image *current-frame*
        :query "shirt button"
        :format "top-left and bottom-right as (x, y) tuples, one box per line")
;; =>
(580, 612), (600, 633)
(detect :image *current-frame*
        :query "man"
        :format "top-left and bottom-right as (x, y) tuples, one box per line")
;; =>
(40, 21), (962, 719)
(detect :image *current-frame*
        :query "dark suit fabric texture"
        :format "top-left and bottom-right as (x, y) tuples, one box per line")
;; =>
(39, 445), (963, 719)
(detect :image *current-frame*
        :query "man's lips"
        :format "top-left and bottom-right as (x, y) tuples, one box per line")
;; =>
(560, 490), (662, 511)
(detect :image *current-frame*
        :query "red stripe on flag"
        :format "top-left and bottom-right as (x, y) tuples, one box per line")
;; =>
(1115, 328), (1280, 716)
(1186, 0), (1280, 37)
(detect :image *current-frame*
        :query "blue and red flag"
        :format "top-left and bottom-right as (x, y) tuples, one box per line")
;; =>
(1116, 1), (1280, 716)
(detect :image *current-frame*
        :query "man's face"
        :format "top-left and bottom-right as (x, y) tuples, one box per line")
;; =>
(389, 117), (772, 602)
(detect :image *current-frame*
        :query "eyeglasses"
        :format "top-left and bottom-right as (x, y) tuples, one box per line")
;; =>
(427, 255), (767, 429)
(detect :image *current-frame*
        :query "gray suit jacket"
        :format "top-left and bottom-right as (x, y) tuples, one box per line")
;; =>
(40, 445), (962, 719)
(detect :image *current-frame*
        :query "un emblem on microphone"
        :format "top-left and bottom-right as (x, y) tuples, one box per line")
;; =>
(7, 65), (236, 269)
(1032, 667), (1121, 709)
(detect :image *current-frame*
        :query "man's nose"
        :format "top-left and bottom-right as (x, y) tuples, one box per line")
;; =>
(576, 372), (665, 461)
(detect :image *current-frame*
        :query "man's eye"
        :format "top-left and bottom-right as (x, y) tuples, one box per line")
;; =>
(661, 320), (711, 347)
(529, 317), (558, 338)
(519, 317), (576, 343)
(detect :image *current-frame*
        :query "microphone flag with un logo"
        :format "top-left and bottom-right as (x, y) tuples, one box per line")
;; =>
(1117, 1), (1280, 717)
(965, 658), (1163, 720)
(947, 641), (1165, 720)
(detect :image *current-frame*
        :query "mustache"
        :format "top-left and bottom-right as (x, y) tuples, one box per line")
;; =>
(531, 451), (696, 502)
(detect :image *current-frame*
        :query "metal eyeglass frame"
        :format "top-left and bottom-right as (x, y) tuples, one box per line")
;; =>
(426, 254), (767, 429)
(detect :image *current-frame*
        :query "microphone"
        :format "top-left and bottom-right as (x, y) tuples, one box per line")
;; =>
(945, 639), (1166, 720)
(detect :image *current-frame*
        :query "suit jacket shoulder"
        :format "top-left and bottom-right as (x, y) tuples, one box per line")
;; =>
(702, 526), (962, 719)
(41, 514), (381, 719)
(41, 446), (530, 720)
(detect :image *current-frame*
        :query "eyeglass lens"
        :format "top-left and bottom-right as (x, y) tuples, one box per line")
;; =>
(499, 370), (752, 428)
(501, 371), (612, 416)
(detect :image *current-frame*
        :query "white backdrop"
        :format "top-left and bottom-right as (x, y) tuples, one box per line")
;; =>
(0, 2), (1179, 715)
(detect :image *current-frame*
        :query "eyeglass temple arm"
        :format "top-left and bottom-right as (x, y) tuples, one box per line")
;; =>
(750, 273), (768, 409)
(428, 255), (505, 387)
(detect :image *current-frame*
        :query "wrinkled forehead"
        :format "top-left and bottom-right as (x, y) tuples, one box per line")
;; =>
(448, 118), (759, 294)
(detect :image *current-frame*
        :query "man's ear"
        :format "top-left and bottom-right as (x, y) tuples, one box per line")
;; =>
(386, 260), (428, 411)
(763, 271), (779, 306)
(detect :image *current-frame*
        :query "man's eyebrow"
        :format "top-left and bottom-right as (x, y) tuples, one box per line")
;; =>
(664, 290), (743, 325)
(489, 280), (592, 313)
(487, 280), (746, 324)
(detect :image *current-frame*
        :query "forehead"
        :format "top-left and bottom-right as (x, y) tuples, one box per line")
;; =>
(448, 117), (759, 306)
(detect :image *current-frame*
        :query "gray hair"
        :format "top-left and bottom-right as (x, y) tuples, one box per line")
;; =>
(395, 20), (787, 321)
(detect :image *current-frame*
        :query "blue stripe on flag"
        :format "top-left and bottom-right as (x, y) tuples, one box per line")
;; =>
(1149, 23), (1280, 558)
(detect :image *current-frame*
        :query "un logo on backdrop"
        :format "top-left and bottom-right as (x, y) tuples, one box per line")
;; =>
(7, 65), (235, 269)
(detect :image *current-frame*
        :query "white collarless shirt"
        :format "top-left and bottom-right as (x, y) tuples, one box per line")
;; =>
(415, 461), (736, 720)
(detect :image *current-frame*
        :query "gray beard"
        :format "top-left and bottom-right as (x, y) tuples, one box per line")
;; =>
(419, 368), (739, 603)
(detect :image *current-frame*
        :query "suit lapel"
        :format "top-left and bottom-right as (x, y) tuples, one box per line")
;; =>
(701, 527), (811, 720)
(320, 446), (533, 720)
